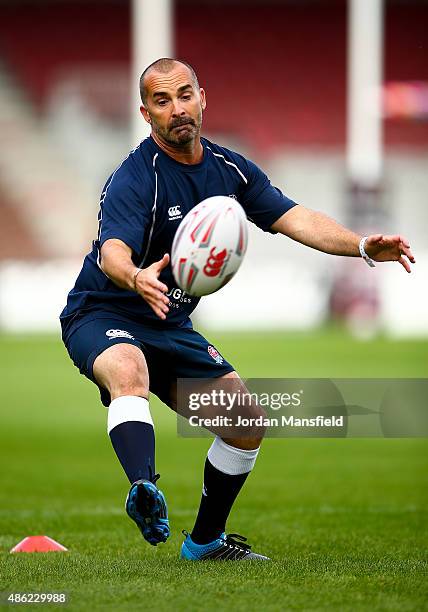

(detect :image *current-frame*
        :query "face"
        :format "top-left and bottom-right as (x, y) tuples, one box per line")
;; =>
(141, 64), (206, 147)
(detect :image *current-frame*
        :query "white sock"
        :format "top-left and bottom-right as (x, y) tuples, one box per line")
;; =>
(207, 436), (260, 475)
(107, 395), (153, 434)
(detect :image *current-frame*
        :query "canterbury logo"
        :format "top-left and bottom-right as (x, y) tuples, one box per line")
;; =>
(203, 247), (228, 277)
(106, 329), (135, 340)
(168, 205), (182, 220)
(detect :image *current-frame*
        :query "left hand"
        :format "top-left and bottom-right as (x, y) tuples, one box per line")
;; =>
(364, 234), (415, 273)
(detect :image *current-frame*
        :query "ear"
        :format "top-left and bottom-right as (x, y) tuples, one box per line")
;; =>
(140, 105), (151, 124)
(200, 88), (207, 111)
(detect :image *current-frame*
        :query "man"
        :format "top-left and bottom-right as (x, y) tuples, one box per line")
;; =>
(60, 58), (414, 561)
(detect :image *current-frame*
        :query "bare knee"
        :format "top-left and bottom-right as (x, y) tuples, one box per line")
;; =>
(93, 343), (149, 400)
(219, 371), (266, 450)
(223, 425), (265, 451)
(222, 400), (266, 449)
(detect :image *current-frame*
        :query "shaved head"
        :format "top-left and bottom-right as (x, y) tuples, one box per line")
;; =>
(140, 58), (199, 106)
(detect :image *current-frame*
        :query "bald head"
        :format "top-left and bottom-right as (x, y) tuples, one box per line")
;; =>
(139, 58), (199, 106)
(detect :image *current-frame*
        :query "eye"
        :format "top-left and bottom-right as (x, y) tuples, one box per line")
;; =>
(158, 99), (168, 106)
(181, 93), (192, 101)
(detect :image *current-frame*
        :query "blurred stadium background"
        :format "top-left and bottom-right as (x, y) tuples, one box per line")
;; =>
(1, 3), (427, 608)
(0, 0), (427, 337)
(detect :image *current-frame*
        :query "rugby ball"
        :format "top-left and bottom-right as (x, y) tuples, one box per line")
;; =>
(171, 195), (248, 297)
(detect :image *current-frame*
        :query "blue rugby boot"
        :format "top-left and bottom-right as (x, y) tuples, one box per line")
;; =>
(180, 530), (270, 560)
(125, 474), (170, 546)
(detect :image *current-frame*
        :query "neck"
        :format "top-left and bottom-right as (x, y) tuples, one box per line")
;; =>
(151, 132), (204, 164)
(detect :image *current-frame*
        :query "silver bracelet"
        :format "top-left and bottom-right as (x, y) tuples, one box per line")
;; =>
(359, 236), (376, 268)
(133, 268), (143, 291)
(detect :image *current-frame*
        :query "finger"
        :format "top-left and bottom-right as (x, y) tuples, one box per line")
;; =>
(156, 290), (170, 306)
(155, 281), (169, 293)
(147, 297), (169, 317)
(399, 236), (410, 248)
(153, 253), (170, 272)
(145, 286), (170, 304)
(152, 306), (167, 320)
(400, 246), (416, 263)
(146, 293), (170, 311)
(145, 278), (169, 294)
(398, 256), (411, 273)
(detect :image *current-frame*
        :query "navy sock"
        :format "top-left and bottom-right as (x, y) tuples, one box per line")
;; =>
(109, 421), (155, 484)
(191, 458), (249, 544)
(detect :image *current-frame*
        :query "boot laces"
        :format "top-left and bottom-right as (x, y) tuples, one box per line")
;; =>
(147, 465), (160, 485)
(225, 533), (251, 551)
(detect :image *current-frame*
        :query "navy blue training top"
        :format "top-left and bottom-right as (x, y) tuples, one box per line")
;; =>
(60, 136), (297, 339)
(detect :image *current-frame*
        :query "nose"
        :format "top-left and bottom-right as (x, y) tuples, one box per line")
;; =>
(171, 98), (186, 117)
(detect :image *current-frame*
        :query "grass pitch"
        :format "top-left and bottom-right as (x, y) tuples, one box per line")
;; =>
(0, 328), (427, 611)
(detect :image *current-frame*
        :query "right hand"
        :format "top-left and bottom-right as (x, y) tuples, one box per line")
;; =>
(134, 254), (170, 320)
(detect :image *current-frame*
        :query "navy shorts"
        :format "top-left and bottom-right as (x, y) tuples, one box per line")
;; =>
(63, 313), (234, 407)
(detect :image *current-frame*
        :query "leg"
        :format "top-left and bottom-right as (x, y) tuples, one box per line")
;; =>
(93, 342), (169, 545)
(153, 326), (267, 557)
(218, 371), (264, 450)
(93, 343), (154, 482)
(93, 341), (149, 400)
(170, 372), (266, 548)
(190, 372), (265, 545)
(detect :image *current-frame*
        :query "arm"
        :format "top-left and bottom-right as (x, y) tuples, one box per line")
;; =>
(271, 204), (415, 273)
(100, 239), (170, 320)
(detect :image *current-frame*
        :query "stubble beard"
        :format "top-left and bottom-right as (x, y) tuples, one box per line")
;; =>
(154, 111), (202, 148)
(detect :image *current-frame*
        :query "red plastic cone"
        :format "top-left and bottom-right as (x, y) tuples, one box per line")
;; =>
(10, 536), (68, 553)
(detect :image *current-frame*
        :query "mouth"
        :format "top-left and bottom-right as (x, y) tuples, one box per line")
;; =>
(171, 121), (194, 131)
